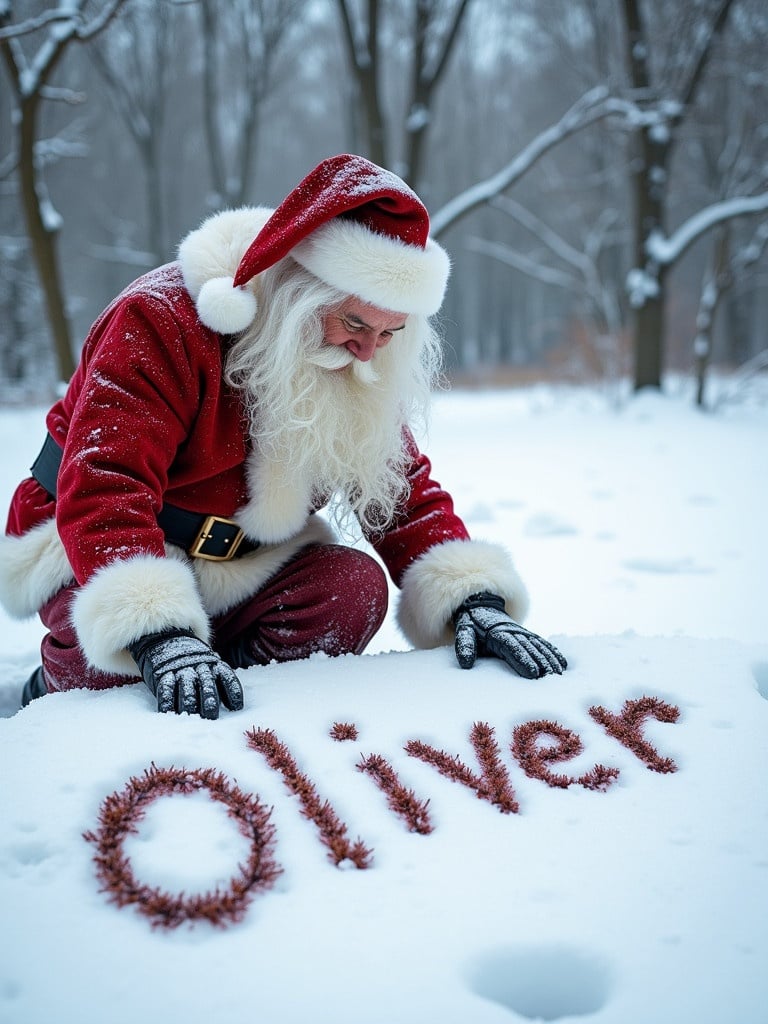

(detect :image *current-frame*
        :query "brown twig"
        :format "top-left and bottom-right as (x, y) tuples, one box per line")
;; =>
(246, 727), (372, 868)
(589, 696), (680, 773)
(357, 753), (434, 834)
(83, 764), (280, 929)
(405, 721), (519, 814)
(512, 720), (620, 791)
(330, 722), (359, 742)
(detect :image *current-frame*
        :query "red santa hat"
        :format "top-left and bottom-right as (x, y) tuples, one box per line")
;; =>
(192, 154), (450, 334)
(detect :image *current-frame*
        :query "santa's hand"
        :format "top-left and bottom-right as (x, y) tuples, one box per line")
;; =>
(128, 629), (244, 718)
(452, 592), (567, 678)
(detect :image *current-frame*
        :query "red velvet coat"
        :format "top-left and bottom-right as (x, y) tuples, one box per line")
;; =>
(8, 263), (469, 580)
(1, 223), (527, 676)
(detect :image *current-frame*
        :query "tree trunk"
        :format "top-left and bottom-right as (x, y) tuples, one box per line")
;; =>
(358, 0), (387, 166)
(200, 0), (226, 208)
(18, 94), (75, 381)
(336, 0), (387, 166)
(630, 237), (666, 391)
(622, 0), (667, 390)
(693, 227), (729, 408)
(622, 0), (736, 391)
(1, 1), (128, 384)
(404, 0), (472, 190)
(404, 0), (430, 188)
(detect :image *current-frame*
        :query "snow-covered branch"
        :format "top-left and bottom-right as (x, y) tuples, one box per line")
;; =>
(0, 7), (80, 40)
(334, 0), (370, 71)
(421, 0), (471, 90)
(491, 196), (590, 274)
(34, 128), (89, 167)
(0, 150), (18, 180)
(39, 84), (86, 104)
(2, 0), (126, 97)
(467, 237), (582, 291)
(471, 209), (623, 343)
(431, 87), (647, 237)
(733, 219), (768, 273)
(14, 26), (76, 97)
(646, 192), (768, 266)
(75, 0), (126, 41)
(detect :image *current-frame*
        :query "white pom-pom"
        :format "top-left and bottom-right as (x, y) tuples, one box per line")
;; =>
(195, 275), (257, 334)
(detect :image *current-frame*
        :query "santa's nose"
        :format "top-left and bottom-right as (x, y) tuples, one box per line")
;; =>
(345, 334), (379, 362)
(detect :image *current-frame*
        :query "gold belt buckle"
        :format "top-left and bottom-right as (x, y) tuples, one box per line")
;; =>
(189, 515), (246, 561)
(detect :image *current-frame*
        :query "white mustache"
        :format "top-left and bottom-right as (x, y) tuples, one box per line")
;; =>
(306, 345), (355, 370)
(306, 345), (381, 385)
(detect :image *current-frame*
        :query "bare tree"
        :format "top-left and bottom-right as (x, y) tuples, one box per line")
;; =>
(0, 0), (127, 382)
(468, 197), (626, 385)
(641, 188), (768, 406)
(89, 0), (176, 264)
(483, 0), (765, 392)
(2, 0), (764, 393)
(334, 0), (472, 187)
(430, 86), (644, 235)
(0, 234), (41, 386)
(403, 0), (471, 187)
(199, 0), (300, 210)
(335, 0), (387, 168)
(620, 0), (736, 391)
(679, 1), (768, 405)
(692, 218), (768, 407)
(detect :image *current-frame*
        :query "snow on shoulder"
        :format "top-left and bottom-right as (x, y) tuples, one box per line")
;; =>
(2, 636), (767, 1024)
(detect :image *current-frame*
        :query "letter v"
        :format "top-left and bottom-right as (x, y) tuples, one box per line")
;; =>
(405, 721), (519, 814)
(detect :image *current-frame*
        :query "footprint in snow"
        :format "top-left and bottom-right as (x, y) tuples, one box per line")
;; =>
(524, 513), (579, 538)
(753, 663), (768, 701)
(622, 557), (713, 575)
(467, 944), (613, 1020)
(687, 494), (717, 506)
(465, 502), (496, 523)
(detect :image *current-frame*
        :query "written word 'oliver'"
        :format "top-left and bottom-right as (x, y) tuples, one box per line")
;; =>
(86, 695), (680, 929)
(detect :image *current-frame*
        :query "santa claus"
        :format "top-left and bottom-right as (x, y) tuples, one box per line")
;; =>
(0, 154), (566, 718)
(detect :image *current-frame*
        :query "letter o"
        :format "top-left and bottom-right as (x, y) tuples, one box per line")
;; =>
(84, 765), (281, 929)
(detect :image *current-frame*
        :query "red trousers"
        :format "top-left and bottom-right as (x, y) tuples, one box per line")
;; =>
(38, 544), (389, 693)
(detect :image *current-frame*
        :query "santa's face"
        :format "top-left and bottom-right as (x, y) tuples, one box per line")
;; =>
(321, 298), (407, 363)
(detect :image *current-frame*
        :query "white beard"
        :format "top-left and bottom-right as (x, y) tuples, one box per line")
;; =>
(260, 344), (408, 531)
(224, 263), (441, 533)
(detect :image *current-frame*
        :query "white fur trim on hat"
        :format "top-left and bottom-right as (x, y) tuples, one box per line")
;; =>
(70, 555), (210, 676)
(178, 207), (272, 332)
(0, 518), (75, 619)
(291, 218), (450, 316)
(396, 538), (529, 650)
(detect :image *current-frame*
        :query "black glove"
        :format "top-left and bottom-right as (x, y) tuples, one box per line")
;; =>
(452, 592), (567, 678)
(128, 628), (244, 719)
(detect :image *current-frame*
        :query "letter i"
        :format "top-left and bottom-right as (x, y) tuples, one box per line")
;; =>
(246, 727), (373, 868)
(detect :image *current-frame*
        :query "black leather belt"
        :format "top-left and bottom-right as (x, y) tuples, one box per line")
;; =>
(31, 433), (259, 561)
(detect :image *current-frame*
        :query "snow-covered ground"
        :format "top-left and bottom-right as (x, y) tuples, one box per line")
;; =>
(1, 380), (767, 1024)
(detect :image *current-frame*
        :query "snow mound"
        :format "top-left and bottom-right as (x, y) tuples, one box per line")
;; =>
(1, 636), (767, 1024)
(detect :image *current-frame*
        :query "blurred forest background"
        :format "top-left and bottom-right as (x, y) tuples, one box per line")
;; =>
(1, 0), (767, 406)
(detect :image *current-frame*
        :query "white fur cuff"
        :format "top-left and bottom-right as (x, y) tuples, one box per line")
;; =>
(70, 555), (210, 675)
(0, 518), (75, 619)
(396, 538), (529, 650)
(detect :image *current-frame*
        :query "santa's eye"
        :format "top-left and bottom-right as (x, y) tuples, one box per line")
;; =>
(340, 317), (365, 332)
